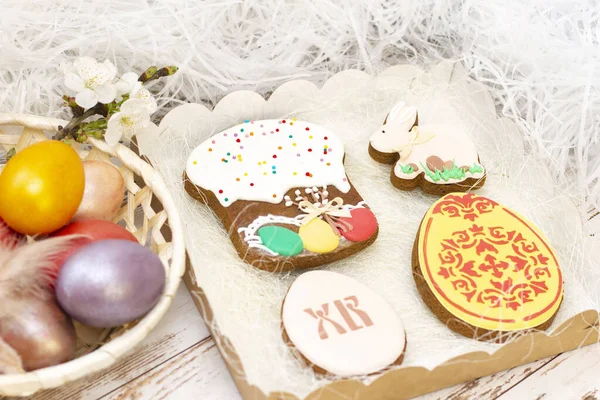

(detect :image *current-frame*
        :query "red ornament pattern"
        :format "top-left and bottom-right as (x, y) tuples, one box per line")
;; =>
(436, 223), (552, 312)
(432, 193), (499, 221)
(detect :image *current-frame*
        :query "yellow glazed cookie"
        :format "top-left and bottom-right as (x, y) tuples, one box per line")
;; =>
(413, 192), (563, 341)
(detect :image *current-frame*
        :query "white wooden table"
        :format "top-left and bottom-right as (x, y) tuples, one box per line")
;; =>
(28, 286), (600, 400)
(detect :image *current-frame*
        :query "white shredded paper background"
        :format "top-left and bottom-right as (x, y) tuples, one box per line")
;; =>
(1, 0), (599, 396)
(1, 0), (598, 222)
(151, 64), (599, 397)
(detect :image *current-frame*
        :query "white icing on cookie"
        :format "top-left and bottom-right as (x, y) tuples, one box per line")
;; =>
(392, 123), (485, 184)
(237, 200), (367, 255)
(370, 102), (485, 185)
(370, 101), (418, 153)
(238, 214), (303, 255)
(282, 270), (406, 377)
(186, 119), (351, 207)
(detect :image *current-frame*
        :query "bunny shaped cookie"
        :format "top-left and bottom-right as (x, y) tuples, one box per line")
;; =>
(369, 101), (486, 195)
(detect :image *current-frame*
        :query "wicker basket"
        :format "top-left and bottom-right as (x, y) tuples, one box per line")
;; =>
(0, 113), (186, 397)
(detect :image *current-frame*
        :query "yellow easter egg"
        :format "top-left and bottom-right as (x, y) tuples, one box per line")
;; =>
(416, 193), (563, 334)
(299, 218), (340, 253)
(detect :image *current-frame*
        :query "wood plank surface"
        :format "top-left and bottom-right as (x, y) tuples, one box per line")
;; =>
(495, 343), (600, 400)
(101, 337), (240, 400)
(25, 286), (209, 400)
(22, 285), (599, 400)
(416, 356), (558, 400)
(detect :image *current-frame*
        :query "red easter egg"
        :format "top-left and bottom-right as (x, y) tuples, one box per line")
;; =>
(338, 207), (378, 242)
(48, 220), (138, 281)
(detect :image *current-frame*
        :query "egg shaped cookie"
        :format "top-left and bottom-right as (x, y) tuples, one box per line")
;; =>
(282, 270), (406, 376)
(413, 192), (563, 342)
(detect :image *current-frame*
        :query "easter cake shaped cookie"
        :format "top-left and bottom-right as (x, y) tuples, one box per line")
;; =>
(184, 119), (378, 271)
(412, 192), (564, 342)
(369, 101), (486, 195)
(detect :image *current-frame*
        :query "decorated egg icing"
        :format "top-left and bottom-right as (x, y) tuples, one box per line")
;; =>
(186, 119), (351, 206)
(416, 193), (563, 335)
(298, 218), (340, 254)
(184, 118), (379, 270)
(338, 207), (378, 242)
(257, 226), (303, 257)
(282, 270), (406, 376)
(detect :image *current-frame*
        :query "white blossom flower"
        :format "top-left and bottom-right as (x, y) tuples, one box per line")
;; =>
(105, 99), (159, 154)
(129, 83), (157, 114)
(114, 72), (157, 113)
(64, 57), (118, 109)
(114, 72), (139, 99)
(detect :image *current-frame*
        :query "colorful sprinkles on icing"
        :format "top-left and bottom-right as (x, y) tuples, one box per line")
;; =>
(186, 119), (350, 206)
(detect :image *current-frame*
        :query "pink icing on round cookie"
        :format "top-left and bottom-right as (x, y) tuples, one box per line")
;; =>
(282, 270), (406, 376)
(338, 207), (378, 242)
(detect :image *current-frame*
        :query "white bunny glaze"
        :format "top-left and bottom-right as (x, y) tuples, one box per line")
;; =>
(369, 101), (418, 153)
(369, 101), (485, 185)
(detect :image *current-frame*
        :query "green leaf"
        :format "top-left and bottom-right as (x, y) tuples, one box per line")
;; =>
(399, 164), (415, 174)
(469, 163), (484, 174)
(6, 148), (16, 161)
(105, 98), (125, 118)
(420, 161), (467, 183)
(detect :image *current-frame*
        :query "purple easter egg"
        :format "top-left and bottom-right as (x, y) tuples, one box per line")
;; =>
(56, 239), (166, 328)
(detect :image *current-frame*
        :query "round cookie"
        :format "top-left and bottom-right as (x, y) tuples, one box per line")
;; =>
(413, 192), (564, 342)
(282, 270), (406, 376)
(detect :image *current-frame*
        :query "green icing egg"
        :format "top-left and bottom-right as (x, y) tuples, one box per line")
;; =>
(258, 226), (304, 256)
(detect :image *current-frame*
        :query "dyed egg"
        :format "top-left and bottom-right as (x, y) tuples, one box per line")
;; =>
(282, 270), (406, 376)
(49, 219), (138, 279)
(298, 218), (339, 253)
(338, 207), (378, 242)
(74, 160), (125, 221)
(258, 226), (303, 256)
(56, 239), (165, 328)
(416, 193), (563, 337)
(0, 298), (77, 371)
(0, 140), (84, 235)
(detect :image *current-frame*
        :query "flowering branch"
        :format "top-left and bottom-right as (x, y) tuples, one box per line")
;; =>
(54, 57), (177, 154)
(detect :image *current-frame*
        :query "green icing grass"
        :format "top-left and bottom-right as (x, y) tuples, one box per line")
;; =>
(419, 161), (467, 182)
(405, 159), (484, 182)
(399, 164), (415, 174)
(418, 160), (481, 182)
(469, 163), (484, 174)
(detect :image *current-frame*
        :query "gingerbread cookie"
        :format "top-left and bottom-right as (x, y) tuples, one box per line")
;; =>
(369, 101), (486, 195)
(282, 270), (406, 376)
(412, 192), (563, 342)
(184, 119), (378, 272)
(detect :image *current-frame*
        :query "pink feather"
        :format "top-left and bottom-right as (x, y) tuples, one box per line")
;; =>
(0, 235), (85, 308)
